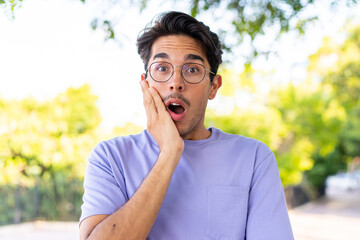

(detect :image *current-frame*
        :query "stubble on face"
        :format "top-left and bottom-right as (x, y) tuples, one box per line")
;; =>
(178, 104), (207, 139)
(173, 88), (210, 140)
(162, 93), (191, 107)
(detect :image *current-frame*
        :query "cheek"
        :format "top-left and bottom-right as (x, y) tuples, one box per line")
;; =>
(148, 81), (167, 97)
(192, 94), (209, 110)
(147, 80), (160, 90)
(191, 86), (211, 104)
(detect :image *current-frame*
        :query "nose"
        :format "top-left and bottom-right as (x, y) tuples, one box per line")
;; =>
(169, 66), (185, 91)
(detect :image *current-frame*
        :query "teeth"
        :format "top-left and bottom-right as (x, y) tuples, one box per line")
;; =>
(170, 103), (180, 106)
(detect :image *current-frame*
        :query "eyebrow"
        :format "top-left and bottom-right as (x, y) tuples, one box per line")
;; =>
(152, 53), (205, 63)
(185, 54), (204, 63)
(153, 53), (169, 60)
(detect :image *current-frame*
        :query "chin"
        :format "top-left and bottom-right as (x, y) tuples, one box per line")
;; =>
(174, 124), (188, 136)
(177, 126), (196, 140)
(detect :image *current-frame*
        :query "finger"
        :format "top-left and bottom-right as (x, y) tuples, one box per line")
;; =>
(141, 81), (157, 112)
(140, 81), (157, 121)
(142, 81), (160, 115)
(149, 87), (166, 113)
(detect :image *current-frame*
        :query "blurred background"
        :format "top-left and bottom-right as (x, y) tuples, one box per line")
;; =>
(0, 0), (360, 239)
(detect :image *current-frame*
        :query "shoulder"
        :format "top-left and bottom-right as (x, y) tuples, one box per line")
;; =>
(89, 130), (155, 162)
(94, 129), (153, 151)
(212, 127), (273, 157)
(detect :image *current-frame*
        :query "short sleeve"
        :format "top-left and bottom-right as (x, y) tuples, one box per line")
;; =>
(79, 141), (128, 223)
(246, 150), (294, 239)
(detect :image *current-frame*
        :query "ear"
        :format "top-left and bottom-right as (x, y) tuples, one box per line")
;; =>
(141, 73), (146, 81)
(208, 75), (222, 100)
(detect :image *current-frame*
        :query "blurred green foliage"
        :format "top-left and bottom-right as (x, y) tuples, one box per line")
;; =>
(0, 0), (22, 18)
(0, 84), (144, 225)
(110, 0), (357, 62)
(304, 25), (360, 194)
(2, 0), (354, 62)
(0, 177), (83, 224)
(207, 24), (360, 194)
(0, 84), (100, 186)
(0, 84), (102, 224)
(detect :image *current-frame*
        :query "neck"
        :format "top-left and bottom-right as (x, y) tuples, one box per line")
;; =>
(181, 126), (211, 141)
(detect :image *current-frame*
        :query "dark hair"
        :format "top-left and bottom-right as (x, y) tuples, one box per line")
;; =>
(136, 11), (223, 82)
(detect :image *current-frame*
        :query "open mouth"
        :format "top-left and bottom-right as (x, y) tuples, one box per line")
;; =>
(168, 103), (185, 114)
(165, 100), (187, 121)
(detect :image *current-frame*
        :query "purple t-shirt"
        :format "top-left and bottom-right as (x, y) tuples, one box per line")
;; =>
(80, 127), (293, 239)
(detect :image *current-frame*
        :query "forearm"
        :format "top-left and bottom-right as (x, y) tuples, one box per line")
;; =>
(86, 150), (181, 240)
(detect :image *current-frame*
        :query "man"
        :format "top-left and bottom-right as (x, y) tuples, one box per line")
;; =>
(79, 11), (294, 240)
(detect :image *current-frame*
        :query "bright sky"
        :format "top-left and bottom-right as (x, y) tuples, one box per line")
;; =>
(0, 0), (359, 131)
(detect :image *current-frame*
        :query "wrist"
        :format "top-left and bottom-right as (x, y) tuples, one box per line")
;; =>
(160, 141), (184, 158)
(157, 145), (183, 168)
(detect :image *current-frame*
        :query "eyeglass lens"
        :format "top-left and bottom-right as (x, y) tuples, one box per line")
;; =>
(149, 62), (206, 83)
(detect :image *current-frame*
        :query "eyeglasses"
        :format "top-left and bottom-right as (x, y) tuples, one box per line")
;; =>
(146, 61), (215, 84)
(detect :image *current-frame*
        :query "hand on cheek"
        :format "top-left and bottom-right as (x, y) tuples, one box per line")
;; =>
(140, 80), (184, 156)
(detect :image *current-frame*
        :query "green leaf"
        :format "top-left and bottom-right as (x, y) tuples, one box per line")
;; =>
(139, 0), (148, 12)
(190, 0), (199, 17)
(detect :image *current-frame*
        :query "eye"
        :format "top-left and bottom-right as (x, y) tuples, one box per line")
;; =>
(185, 65), (200, 74)
(153, 63), (170, 73)
(188, 67), (198, 73)
(157, 65), (168, 72)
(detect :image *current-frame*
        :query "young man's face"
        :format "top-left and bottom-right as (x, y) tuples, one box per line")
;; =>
(141, 34), (222, 140)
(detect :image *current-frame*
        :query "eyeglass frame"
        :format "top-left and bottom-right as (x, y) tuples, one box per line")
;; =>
(145, 61), (216, 84)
